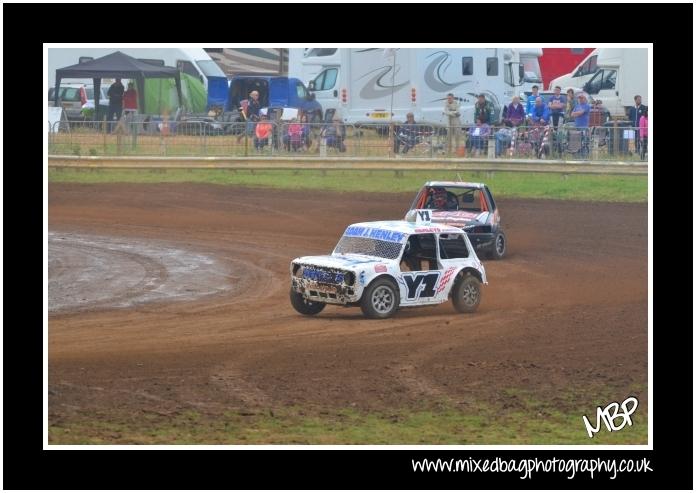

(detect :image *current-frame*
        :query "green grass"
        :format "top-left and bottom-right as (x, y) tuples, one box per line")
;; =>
(49, 388), (648, 445)
(48, 168), (647, 202)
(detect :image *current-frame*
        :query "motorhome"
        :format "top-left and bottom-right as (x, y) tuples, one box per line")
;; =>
(290, 48), (527, 126)
(47, 48), (229, 109)
(548, 49), (599, 92)
(518, 48), (544, 94)
(581, 48), (648, 119)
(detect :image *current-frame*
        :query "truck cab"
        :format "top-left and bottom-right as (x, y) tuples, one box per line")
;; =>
(226, 76), (322, 120)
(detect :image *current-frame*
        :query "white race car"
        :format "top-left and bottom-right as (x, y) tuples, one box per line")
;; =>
(290, 213), (487, 319)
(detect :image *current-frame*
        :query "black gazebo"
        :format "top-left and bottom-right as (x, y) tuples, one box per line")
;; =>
(53, 51), (182, 113)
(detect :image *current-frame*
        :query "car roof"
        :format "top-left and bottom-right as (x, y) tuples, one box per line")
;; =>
(422, 181), (486, 189)
(346, 220), (463, 236)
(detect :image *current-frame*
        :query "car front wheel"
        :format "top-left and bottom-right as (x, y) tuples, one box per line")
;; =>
(360, 278), (399, 319)
(289, 288), (325, 316)
(488, 230), (506, 260)
(451, 274), (482, 313)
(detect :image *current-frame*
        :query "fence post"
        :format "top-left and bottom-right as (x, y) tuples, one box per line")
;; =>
(487, 134), (495, 159)
(320, 135), (327, 157)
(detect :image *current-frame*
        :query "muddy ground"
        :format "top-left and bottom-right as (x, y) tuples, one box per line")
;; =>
(48, 183), (648, 438)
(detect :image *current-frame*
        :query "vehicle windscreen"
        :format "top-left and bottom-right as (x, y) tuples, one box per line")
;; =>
(333, 236), (403, 260)
(411, 186), (488, 212)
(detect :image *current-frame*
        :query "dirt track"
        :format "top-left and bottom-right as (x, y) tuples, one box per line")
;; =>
(48, 184), (648, 431)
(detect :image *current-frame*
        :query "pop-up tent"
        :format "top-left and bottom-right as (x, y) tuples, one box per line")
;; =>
(53, 51), (182, 113)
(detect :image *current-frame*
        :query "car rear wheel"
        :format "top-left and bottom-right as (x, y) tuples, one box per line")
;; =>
(488, 231), (506, 260)
(289, 288), (325, 316)
(360, 278), (399, 319)
(451, 274), (482, 313)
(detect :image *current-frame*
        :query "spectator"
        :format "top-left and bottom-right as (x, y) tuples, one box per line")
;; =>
(639, 107), (648, 160)
(547, 85), (566, 129)
(286, 118), (304, 151)
(564, 88), (576, 123)
(627, 95), (647, 157)
(474, 94), (493, 125)
(529, 97), (549, 126)
(237, 90), (261, 143)
(496, 96), (525, 157)
(123, 81), (138, 116)
(571, 93), (592, 158)
(394, 112), (419, 154)
(468, 118), (490, 157)
(525, 84), (544, 116)
(106, 78), (125, 131)
(443, 93), (462, 154)
(503, 96), (525, 127)
(322, 117), (346, 152)
(254, 114), (273, 151)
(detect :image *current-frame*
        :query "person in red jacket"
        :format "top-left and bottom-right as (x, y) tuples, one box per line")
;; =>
(123, 81), (138, 115)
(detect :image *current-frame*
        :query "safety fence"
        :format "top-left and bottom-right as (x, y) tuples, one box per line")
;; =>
(48, 118), (648, 162)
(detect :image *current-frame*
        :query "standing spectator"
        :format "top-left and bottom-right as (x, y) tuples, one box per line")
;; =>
(123, 81), (138, 116)
(237, 90), (261, 143)
(564, 88), (576, 123)
(286, 118), (304, 151)
(254, 114), (273, 151)
(627, 95), (647, 156)
(639, 107), (648, 160)
(547, 86), (566, 129)
(443, 93), (462, 154)
(496, 96), (525, 157)
(571, 93), (592, 158)
(525, 85), (544, 117)
(106, 78), (125, 131)
(468, 118), (490, 157)
(474, 94), (493, 125)
(529, 97), (549, 126)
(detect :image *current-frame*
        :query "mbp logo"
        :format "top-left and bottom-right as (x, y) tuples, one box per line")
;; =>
(582, 396), (639, 438)
(403, 272), (440, 299)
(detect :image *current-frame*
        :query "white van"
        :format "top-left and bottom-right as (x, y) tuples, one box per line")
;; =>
(548, 49), (599, 93)
(581, 48), (648, 120)
(294, 48), (526, 126)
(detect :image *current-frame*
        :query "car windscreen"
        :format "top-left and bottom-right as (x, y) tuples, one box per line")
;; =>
(333, 236), (403, 260)
(414, 186), (485, 212)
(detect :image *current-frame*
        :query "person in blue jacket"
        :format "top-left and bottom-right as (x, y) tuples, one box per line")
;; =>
(525, 85), (544, 116)
(529, 97), (549, 126)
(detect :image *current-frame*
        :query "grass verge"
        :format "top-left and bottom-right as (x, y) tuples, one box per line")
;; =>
(48, 168), (648, 202)
(49, 387), (648, 445)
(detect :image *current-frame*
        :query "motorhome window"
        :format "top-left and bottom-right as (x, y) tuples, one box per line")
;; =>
(486, 57), (498, 76)
(205, 48), (223, 53)
(461, 57), (473, 76)
(585, 69), (610, 94)
(78, 56), (93, 64)
(139, 58), (165, 66)
(197, 60), (226, 77)
(177, 60), (200, 79)
(306, 48), (337, 57)
(314, 68), (338, 91)
(438, 234), (469, 259)
(588, 56), (597, 73)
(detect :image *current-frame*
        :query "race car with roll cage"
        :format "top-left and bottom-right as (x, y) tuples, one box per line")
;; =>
(406, 181), (507, 259)
(289, 218), (487, 319)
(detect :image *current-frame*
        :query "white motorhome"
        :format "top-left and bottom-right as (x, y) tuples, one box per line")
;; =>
(292, 48), (526, 125)
(518, 48), (544, 95)
(47, 48), (226, 89)
(548, 49), (599, 93)
(582, 48), (648, 119)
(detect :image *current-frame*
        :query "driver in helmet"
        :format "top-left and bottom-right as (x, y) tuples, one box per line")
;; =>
(427, 187), (457, 211)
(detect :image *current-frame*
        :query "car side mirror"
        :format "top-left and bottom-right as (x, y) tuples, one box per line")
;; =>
(308, 81), (315, 91)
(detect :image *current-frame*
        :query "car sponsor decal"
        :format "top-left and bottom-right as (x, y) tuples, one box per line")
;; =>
(344, 226), (405, 243)
(402, 272), (441, 299)
(414, 227), (441, 233)
(374, 264), (387, 273)
(302, 267), (344, 284)
(436, 267), (456, 294)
